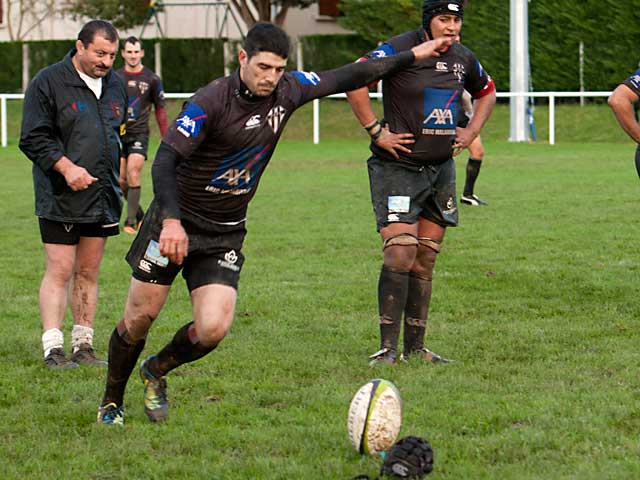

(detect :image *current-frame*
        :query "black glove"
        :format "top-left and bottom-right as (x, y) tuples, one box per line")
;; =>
(380, 436), (434, 478)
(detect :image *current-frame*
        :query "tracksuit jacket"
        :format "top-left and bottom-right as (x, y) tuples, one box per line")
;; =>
(20, 49), (127, 224)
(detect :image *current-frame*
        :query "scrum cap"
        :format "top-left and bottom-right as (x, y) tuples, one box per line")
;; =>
(422, 0), (464, 37)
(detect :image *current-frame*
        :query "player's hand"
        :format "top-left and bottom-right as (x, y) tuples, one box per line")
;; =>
(374, 126), (415, 160)
(452, 126), (478, 156)
(411, 37), (454, 61)
(159, 219), (189, 265)
(63, 164), (98, 191)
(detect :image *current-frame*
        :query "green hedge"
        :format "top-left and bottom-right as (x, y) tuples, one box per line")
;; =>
(0, 42), (22, 92)
(299, 34), (372, 71)
(160, 38), (226, 91)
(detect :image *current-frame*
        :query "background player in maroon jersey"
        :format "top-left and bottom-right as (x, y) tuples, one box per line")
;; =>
(97, 22), (453, 425)
(347, 0), (496, 366)
(117, 37), (168, 234)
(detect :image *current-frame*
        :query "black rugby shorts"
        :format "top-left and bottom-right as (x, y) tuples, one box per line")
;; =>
(367, 155), (458, 231)
(39, 218), (119, 245)
(126, 202), (247, 291)
(122, 133), (150, 159)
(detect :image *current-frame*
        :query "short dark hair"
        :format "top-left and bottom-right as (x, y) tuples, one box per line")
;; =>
(77, 20), (119, 48)
(243, 22), (289, 60)
(124, 36), (143, 49)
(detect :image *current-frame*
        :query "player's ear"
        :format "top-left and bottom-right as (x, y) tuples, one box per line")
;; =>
(238, 49), (248, 67)
(76, 39), (85, 53)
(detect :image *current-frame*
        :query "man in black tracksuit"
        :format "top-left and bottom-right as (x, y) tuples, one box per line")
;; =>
(20, 20), (127, 369)
(96, 22), (452, 425)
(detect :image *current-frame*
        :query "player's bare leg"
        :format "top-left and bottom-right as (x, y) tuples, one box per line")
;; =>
(139, 283), (237, 422)
(98, 278), (170, 425)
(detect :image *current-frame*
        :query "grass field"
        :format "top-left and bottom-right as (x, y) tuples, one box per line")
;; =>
(1, 104), (640, 479)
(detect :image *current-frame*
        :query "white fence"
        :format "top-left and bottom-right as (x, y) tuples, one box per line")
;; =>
(2, 91), (613, 148)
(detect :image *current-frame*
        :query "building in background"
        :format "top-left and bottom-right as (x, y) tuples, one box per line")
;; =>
(0, 0), (350, 41)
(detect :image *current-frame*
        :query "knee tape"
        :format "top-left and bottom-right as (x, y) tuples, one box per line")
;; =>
(383, 233), (419, 251)
(418, 237), (441, 253)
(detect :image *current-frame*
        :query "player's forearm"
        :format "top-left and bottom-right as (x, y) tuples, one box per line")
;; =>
(152, 142), (182, 220)
(155, 107), (168, 137)
(465, 91), (496, 137)
(609, 101), (640, 143)
(332, 51), (414, 94)
(347, 87), (377, 127)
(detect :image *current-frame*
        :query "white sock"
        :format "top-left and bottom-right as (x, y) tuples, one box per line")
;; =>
(72, 325), (94, 353)
(42, 328), (64, 358)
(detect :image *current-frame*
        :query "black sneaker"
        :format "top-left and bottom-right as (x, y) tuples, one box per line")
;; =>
(44, 348), (79, 369)
(460, 194), (488, 206)
(401, 348), (452, 364)
(368, 347), (397, 366)
(140, 356), (169, 422)
(70, 343), (108, 366)
(97, 402), (124, 426)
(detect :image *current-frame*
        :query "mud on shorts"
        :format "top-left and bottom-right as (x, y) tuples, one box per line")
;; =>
(367, 155), (458, 231)
(126, 202), (247, 291)
(122, 133), (149, 158)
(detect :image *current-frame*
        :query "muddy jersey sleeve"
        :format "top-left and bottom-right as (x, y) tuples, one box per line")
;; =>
(288, 49), (415, 106)
(622, 69), (640, 97)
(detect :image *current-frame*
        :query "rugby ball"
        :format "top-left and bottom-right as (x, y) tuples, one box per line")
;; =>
(347, 379), (402, 456)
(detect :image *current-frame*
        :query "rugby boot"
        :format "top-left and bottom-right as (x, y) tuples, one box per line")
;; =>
(97, 402), (124, 426)
(140, 356), (169, 422)
(70, 343), (108, 366)
(44, 348), (79, 369)
(400, 347), (452, 364)
(368, 347), (397, 366)
(460, 194), (488, 206)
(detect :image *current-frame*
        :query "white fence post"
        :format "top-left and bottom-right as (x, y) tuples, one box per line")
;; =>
(1, 96), (7, 148)
(313, 99), (320, 145)
(549, 94), (556, 146)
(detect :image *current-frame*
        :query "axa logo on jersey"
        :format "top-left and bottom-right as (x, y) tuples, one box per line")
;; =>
(424, 108), (453, 125)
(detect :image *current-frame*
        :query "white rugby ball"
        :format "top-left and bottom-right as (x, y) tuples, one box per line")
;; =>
(347, 379), (402, 456)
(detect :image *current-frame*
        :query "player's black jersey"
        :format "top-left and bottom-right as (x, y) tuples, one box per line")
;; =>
(362, 28), (492, 165)
(117, 66), (165, 135)
(622, 68), (640, 97)
(161, 69), (354, 225)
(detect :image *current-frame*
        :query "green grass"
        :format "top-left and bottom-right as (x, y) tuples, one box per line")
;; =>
(2, 105), (640, 478)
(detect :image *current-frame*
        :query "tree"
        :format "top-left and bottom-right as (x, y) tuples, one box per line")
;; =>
(5, 0), (61, 40)
(338, 0), (421, 44)
(229, 0), (316, 27)
(66, 0), (149, 30)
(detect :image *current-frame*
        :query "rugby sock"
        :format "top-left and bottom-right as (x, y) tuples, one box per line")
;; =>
(102, 322), (145, 406)
(147, 322), (217, 378)
(127, 186), (141, 224)
(403, 272), (432, 352)
(378, 265), (410, 352)
(463, 158), (482, 197)
(71, 324), (94, 353)
(635, 145), (640, 178)
(42, 328), (64, 358)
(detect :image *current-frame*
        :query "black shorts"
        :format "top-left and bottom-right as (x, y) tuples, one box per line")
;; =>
(367, 155), (458, 231)
(39, 218), (119, 245)
(122, 133), (149, 158)
(126, 202), (247, 291)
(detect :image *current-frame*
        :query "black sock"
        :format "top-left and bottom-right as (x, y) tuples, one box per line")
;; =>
(463, 158), (482, 197)
(102, 326), (145, 407)
(127, 186), (141, 224)
(148, 322), (217, 378)
(635, 145), (640, 179)
(403, 272), (432, 353)
(378, 265), (410, 352)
